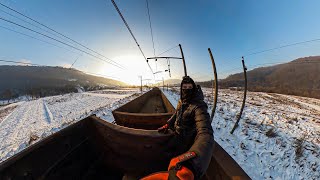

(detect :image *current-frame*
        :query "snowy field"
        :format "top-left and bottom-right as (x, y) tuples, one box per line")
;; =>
(164, 88), (320, 180)
(0, 88), (141, 163)
(0, 87), (319, 179)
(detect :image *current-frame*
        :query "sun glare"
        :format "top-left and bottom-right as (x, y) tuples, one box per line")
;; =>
(96, 55), (154, 85)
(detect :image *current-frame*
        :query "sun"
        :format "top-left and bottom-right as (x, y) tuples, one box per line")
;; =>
(96, 55), (155, 85)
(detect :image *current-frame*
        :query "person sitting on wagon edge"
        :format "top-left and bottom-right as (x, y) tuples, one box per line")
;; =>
(141, 76), (214, 180)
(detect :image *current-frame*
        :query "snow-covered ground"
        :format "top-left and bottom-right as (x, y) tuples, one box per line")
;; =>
(0, 87), (319, 179)
(164, 88), (320, 180)
(0, 88), (141, 163)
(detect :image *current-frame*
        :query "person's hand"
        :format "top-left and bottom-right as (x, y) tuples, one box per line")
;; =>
(157, 123), (169, 134)
(140, 167), (193, 180)
(140, 151), (196, 180)
(167, 151), (196, 180)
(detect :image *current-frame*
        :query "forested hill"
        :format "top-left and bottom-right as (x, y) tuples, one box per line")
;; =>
(0, 65), (127, 100)
(219, 56), (320, 99)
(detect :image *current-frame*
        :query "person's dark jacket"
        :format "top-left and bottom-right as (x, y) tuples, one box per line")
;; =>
(167, 86), (214, 180)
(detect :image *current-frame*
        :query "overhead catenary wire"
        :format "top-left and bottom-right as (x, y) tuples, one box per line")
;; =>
(156, 45), (179, 56)
(0, 24), (127, 69)
(145, 0), (157, 71)
(0, 2), (125, 69)
(244, 38), (320, 57)
(0, 17), (125, 69)
(0, 25), (80, 55)
(80, 71), (122, 81)
(219, 60), (320, 77)
(145, 0), (156, 58)
(70, 54), (83, 69)
(0, 8), (75, 45)
(217, 37), (320, 75)
(110, 0), (154, 75)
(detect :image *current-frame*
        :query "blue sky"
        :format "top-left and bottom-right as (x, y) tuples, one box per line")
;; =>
(1, 0), (320, 85)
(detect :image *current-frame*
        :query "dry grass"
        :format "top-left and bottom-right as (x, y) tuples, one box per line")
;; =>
(0, 105), (18, 122)
(294, 134), (307, 161)
(265, 128), (278, 138)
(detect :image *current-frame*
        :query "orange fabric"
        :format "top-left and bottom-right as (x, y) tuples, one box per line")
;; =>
(140, 168), (194, 180)
(140, 172), (169, 180)
(168, 156), (180, 170)
(168, 152), (196, 171)
(176, 166), (194, 180)
(142, 151), (196, 179)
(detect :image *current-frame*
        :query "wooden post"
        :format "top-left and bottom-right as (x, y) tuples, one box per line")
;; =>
(230, 57), (248, 134)
(179, 44), (187, 77)
(208, 48), (218, 122)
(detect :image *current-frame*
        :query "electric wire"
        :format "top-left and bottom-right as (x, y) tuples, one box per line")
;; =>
(70, 54), (82, 69)
(0, 24), (126, 70)
(0, 25), (79, 55)
(218, 38), (320, 74)
(244, 38), (320, 57)
(145, 0), (157, 71)
(157, 45), (179, 56)
(219, 60), (320, 77)
(0, 2), (125, 69)
(146, 0), (156, 58)
(0, 8), (75, 45)
(110, 0), (154, 75)
(0, 17), (125, 69)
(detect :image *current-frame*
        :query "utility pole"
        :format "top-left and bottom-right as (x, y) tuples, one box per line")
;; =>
(146, 44), (188, 78)
(138, 76), (142, 92)
(179, 44), (187, 77)
(162, 77), (164, 91)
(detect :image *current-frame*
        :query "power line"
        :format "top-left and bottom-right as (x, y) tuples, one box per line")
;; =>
(110, 0), (154, 75)
(219, 38), (320, 73)
(0, 24), (123, 68)
(0, 2), (126, 69)
(146, 0), (156, 57)
(0, 25), (79, 55)
(0, 17), (125, 69)
(80, 71), (121, 81)
(244, 38), (320, 57)
(246, 61), (320, 70)
(157, 45), (179, 56)
(219, 60), (320, 77)
(70, 54), (82, 69)
(0, 8), (75, 45)
(145, 0), (157, 71)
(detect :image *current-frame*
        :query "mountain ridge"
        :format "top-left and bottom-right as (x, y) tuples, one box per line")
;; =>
(219, 56), (320, 99)
(0, 65), (127, 100)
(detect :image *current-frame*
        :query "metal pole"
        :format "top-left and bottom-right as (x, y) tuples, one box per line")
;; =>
(139, 76), (142, 93)
(179, 44), (187, 76)
(208, 48), (218, 122)
(162, 77), (164, 91)
(230, 57), (248, 134)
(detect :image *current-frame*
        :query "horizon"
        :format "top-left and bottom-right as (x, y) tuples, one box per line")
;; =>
(1, 0), (320, 85)
(1, 53), (319, 85)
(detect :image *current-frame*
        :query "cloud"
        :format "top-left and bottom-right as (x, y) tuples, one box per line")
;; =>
(60, 63), (72, 68)
(18, 59), (32, 66)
